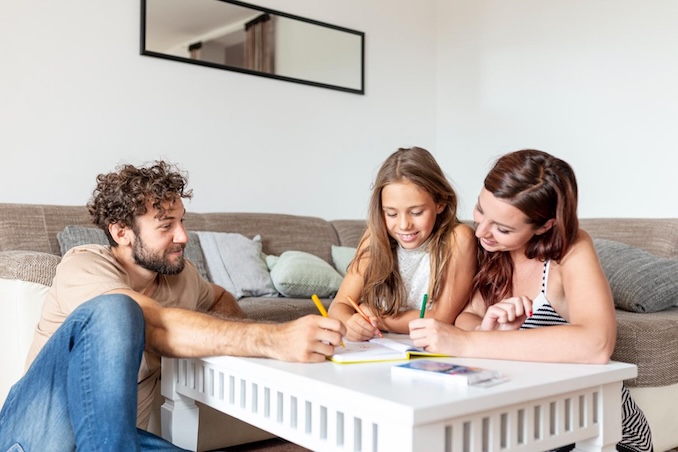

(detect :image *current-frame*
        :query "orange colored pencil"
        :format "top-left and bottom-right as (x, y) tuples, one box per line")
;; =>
(346, 295), (383, 338)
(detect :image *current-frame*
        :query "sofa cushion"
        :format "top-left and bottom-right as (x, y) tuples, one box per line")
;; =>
(196, 231), (278, 300)
(57, 225), (209, 280)
(582, 218), (678, 259)
(266, 251), (342, 298)
(331, 245), (356, 276)
(240, 296), (332, 323)
(613, 307), (678, 387)
(330, 220), (366, 248)
(185, 212), (341, 263)
(594, 238), (678, 313)
(0, 251), (61, 286)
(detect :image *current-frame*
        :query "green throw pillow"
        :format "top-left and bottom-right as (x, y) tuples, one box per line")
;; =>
(331, 245), (357, 276)
(594, 238), (678, 313)
(266, 250), (343, 298)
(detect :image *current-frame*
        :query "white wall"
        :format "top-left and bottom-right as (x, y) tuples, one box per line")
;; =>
(1, 1), (676, 221)
(0, 0), (437, 220)
(436, 0), (678, 219)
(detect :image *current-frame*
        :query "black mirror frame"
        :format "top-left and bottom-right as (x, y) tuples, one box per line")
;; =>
(140, 0), (365, 95)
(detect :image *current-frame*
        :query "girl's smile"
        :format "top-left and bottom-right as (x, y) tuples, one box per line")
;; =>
(381, 180), (443, 250)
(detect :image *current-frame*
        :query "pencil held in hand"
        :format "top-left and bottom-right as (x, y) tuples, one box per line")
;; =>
(346, 295), (384, 338)
(311, 294), (344, 347)
(311, 294), (329, 317)
(419, 294), (428, 318)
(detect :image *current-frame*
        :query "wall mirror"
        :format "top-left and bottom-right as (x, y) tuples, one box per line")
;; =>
(141, 0), (365, 94)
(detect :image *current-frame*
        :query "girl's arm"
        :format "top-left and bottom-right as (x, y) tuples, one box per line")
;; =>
(411, 231), (616, 364)
(328, 236), (381, 341)
(381, 223), (478, 333)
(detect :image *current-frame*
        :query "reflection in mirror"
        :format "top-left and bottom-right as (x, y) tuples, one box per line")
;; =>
(141, 0), (365, 94)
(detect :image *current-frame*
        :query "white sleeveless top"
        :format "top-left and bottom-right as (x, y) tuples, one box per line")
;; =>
(396, 243), (430, 311)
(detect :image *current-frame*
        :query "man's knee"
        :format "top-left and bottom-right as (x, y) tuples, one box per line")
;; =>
(74, 294), (145, 344)
(79, 294), (143, 321)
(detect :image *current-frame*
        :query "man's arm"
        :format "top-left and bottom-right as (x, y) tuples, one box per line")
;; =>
(207, 283), (246, 319)
(107, 287), (345, 363)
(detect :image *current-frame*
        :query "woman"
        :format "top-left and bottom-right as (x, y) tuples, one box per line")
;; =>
(409, 149), (652, 452)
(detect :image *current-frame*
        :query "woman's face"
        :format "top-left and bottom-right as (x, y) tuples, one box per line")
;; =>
(381, 180), (443, 250)
(473, 188), (542, 254)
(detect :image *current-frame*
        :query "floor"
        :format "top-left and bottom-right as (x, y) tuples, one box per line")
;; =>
(217, 438), (308, 451)
(217, 439), (678, 452)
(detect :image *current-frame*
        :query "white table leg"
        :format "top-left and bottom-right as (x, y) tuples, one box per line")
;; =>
(574, 381), (622, 452)
(161, 357), (200, 451)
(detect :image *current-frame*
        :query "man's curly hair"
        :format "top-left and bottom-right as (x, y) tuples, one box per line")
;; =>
(87, 161), (193, 246)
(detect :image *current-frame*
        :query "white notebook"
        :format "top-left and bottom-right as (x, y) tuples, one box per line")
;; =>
(330, 336), (447, 364)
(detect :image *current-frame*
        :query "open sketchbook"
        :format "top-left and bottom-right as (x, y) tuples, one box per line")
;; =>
(330, 335), (447, 364)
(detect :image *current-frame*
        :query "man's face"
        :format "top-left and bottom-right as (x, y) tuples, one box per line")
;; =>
(131, 198), (188, 275)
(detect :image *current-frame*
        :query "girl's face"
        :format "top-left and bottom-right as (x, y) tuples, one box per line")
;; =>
(473, 188), (548, 254)
(381, 180), (444, 249)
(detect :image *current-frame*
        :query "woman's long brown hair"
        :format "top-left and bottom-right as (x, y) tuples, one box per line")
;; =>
(353, 147), (462, 316)
(472, 149), (579, 307)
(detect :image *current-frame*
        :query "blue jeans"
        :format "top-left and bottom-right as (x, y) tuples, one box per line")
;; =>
(0, 295), (186, 452)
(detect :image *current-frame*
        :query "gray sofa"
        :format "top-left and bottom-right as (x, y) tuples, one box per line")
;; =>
(0, 203), (676, 451)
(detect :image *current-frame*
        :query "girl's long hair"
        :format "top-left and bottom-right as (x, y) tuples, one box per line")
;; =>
(472, 149), (579, 307)
(354, 147), (462, 316)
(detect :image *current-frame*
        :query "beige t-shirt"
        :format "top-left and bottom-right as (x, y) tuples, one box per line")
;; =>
(26, 244), (214, 428)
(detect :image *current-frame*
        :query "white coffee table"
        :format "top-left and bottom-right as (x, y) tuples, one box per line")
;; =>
(160, 352), (636, 452)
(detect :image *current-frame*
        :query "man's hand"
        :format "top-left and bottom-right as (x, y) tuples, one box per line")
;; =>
(269, 315), (347, 362)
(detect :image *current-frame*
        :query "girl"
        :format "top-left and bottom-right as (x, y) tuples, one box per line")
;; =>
(328, 147), (476, 341)
(409, 149), (652, 452)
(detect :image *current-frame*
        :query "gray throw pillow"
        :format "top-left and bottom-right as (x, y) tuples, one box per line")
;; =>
(57, 225), (108, 255)
(594, 238), (678, 313)
(57, 225), (209, 280)
(195, 231), (278, 299)
(185, 231), (210, 281)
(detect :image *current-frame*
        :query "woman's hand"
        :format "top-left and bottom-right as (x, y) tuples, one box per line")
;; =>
(479, 296), (532, 331)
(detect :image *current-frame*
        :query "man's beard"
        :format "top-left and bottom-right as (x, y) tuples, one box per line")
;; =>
(132, 235), (185, 275)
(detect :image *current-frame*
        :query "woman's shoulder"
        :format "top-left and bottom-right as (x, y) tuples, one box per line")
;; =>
(559, 228), (598, 266)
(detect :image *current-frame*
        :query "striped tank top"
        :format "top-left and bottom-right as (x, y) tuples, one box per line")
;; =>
(520, 260), (653, 452)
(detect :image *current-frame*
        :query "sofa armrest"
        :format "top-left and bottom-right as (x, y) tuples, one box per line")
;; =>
(0, 251), (60, 286)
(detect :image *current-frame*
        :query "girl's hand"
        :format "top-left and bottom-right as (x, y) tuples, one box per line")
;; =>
(408, 318), (460, 355)
(345, 311), (380, 341)
(479, 296), (533, 331)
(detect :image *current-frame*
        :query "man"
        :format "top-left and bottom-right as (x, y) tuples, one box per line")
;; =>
(0, 161), (345, 451)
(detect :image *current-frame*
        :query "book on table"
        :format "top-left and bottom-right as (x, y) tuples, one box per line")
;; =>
(391, 359), (508, 387)
(329, 335), (447, 364)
